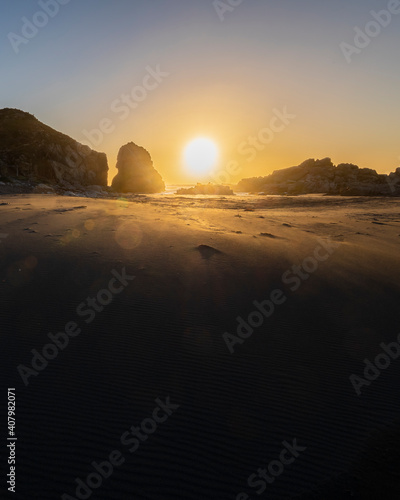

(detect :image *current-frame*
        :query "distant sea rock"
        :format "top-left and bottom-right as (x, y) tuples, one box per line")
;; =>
(0, 108), (108, 188)
(236, 158), (400, 196)
(176, 183), (234, 195)
(111, 142), (165, 194)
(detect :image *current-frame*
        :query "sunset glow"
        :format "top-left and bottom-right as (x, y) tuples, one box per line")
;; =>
(183, 138), (219, 177)
(2, 1), (400, 185)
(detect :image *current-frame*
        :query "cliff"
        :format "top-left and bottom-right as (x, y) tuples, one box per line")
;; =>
(0, 108), (108, 188)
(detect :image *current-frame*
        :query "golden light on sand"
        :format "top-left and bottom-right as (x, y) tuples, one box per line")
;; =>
(183, 137), (219, 176)
(115, 222), (142, 250)
(84, 219), (95, 231)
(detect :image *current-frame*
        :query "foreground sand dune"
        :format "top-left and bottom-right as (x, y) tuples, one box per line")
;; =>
(2, 194), (400, 498)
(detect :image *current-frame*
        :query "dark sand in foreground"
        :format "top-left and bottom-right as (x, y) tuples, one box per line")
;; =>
(2, 194), (400, 499)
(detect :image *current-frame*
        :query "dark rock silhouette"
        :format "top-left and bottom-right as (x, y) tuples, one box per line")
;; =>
(111, 142), (165, 193)
(237, 158), (400, 196)
(0, 108), (108, 188)
(176, 183), (234, 195)
(196, 244), (223, 260)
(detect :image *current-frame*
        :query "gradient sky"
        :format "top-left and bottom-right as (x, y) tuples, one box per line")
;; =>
(1, 0), (400, 184)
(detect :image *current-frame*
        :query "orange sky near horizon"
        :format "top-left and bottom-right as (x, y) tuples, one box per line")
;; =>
(76, 88), (400, 186)
(71, 47), (400, 185)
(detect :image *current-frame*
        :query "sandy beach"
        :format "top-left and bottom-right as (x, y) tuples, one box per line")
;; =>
(2, 193), (400, 498)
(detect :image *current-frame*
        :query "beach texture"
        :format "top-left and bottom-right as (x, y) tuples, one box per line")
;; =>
(2, 193), (400, 499)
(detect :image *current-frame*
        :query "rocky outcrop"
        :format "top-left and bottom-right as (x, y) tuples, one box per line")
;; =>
(176, 183), (234, 195)
(32, 183), (56, 194)
(0, 108), (108, 188)
(111, 142), (165, 193)
(237, 158), (399, 196)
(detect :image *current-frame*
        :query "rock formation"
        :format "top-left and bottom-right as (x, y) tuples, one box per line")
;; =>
(0, 108), (108, 188)
(237, 158), (400, 196)
(111, 142), (165, 193)
(176, 183), (234, 195)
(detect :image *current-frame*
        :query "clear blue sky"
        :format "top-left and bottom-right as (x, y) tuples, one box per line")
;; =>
(1, 0), (400, 183)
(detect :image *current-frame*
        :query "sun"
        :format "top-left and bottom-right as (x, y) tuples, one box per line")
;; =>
(183, 137), (219, 176)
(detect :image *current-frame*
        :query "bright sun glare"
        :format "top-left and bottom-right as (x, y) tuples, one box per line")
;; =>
(183, 137), (219, 176)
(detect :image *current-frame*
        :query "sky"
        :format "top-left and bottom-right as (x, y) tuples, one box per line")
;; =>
(1, 0), (400, 185)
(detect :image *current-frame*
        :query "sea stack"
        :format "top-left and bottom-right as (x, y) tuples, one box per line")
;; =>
(111, 142), (165, 194)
